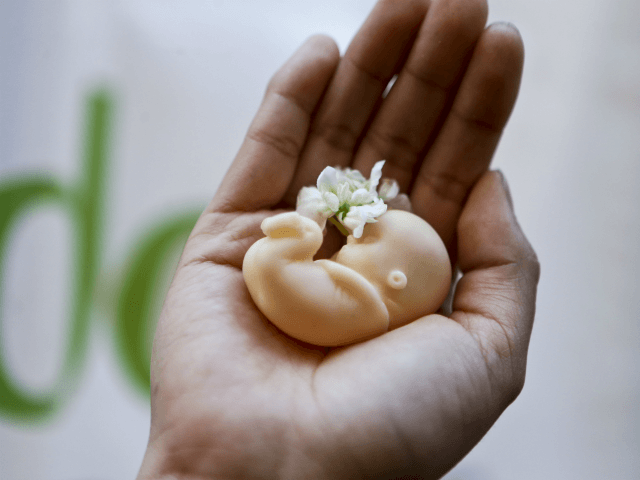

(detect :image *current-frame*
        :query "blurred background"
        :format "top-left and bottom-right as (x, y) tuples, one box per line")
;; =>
(0, 0), (638, 478)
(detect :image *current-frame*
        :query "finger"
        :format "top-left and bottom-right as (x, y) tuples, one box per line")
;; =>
(351, 0), (488, 192)
(451, 170), (540, 390)
(210, 35), (339, 213)
(283, 0), (430, 205)
(411, 23), (524, 245)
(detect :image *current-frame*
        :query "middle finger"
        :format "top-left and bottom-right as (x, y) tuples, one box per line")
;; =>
(351, 0), (488, 192)
(283, 0), (430, 205)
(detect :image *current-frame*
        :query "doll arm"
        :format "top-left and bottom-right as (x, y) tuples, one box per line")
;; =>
(257, 211), (323, 261)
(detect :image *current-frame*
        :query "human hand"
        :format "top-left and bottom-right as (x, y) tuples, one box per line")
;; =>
(138, 0), (539, 478)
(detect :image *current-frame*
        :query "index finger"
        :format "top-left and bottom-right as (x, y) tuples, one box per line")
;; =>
(210, 35), (339, 213)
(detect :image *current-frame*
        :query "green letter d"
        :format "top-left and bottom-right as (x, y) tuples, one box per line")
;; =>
(0, 91), (111, 422)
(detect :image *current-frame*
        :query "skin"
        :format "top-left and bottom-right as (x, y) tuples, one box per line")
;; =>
(137, 0), (540, 479)
(242, 209), (451, 346)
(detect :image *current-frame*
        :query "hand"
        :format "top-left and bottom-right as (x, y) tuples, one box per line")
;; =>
(138, 0), (539, 478)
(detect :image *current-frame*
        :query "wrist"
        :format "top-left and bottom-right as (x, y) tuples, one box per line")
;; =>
(135, 423), (335, 480)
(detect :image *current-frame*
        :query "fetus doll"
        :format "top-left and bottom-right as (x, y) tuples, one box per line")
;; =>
(242, 209), (451, 346)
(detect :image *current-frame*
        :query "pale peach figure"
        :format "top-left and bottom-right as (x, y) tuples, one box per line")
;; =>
(242, 209), (452, 346)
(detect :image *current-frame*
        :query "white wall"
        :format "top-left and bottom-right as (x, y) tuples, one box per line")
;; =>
(0, 1), (638, 478)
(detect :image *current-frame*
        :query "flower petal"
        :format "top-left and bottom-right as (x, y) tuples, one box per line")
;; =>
(343, 207), (367, 238)
(342, 199), (388, 238)
(296, 186), (322, 211)
(343, 168), (366, 187)
(378, 178), (399, 200)
(360, 197), (387, 219)
(317, 166), (338, 193)
(350, 188), (376, 205)
(368, 160), (385, 192)
(322, 191), (340, 212)
(296, 186), (331, 228)
(337, 182), (352, 204)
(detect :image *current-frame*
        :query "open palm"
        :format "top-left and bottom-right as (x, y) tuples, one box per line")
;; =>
(138, 1), (539, 479)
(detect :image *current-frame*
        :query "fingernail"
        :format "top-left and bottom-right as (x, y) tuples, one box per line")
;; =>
(497, 170), (514, 209)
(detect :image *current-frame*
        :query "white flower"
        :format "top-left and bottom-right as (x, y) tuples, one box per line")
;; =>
(349, 187), (377, 206)
(322, 191), (339, 212)
(342, 198), (387, 238)
(317, 166), (339, 193)
(296, 186), (335, 229)
(296, 160), (399, 236)
(378, 178), (399, 201)
(336, 182), (351, 205)
(367, 160), (385, 193)
(336, 167), (366, 190)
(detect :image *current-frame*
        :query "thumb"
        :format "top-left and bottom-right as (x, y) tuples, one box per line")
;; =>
(452, 170), (540, 399)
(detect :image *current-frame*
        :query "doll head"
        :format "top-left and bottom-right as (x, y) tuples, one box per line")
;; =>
(333, 210), (451, 329)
